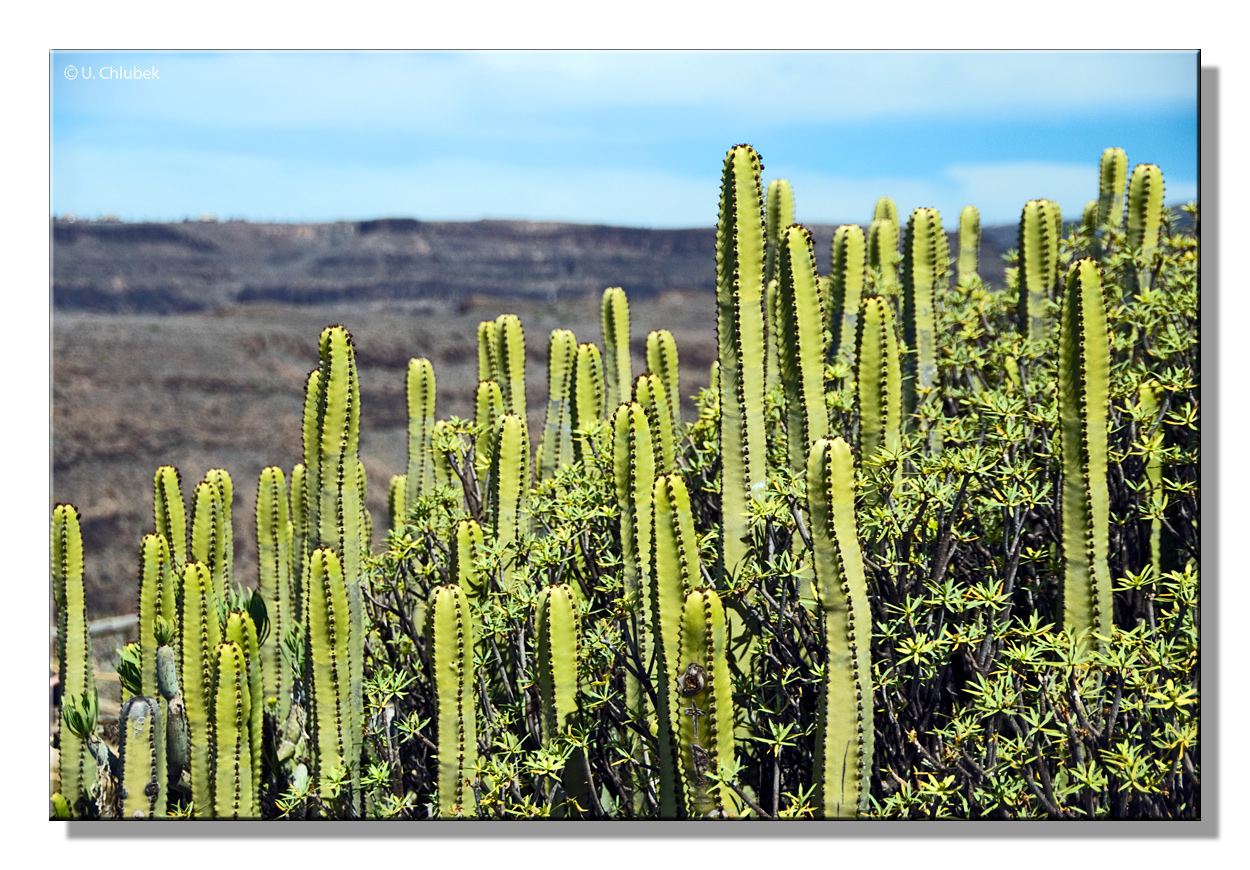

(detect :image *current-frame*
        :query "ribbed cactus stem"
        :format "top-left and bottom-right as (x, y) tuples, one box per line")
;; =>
(868, 218), (899, 289)
(1138, 380), (1166, 581)
(901, 207), (946, 452)
(646, 329), (682, 434)
(634, 373), (675, 475)
(856, 296), (902, 502)
(153, 466), (187, 567)
(474, 379), (505, 478)
(205, 469), (234, 592)
(957, 205), (981, 284)
(1097, 147), (1128, 229)
(806, 437), (873, 818)
(137, 534), (175, 701)
(602, 286), (632, 412)
(224, 610), (263, 817)
(477, 319), (498, 384)
(1058, 259), (1113, 650)
(52, 504), (96, 817)
(764, 179), (795, 391)
(256, 466), (293, 723)
(494, 313), (527, 424)
(119, 696), (166, 819)
(873, 195), (899, 228)
(305, 547), (352, 806)
(1126, 163), (1165, 292)
(571, 342), (605, 462)
(1018, 199), (1062, 342)
(211, 641), (252, 819)
(536, 583), (580, 745)
(487, 413), (529, 592)
(190, 480), (226, 612)
(431, 583), (477, 817)
(405, 358), (437, 508)
(539, 328), (577, 482)
(714, 144), (767, 677)
(676, 587), (735, 818)
(827, 224), (865, 374)
(178, 560), (220, 817)
(776, 223), (829, 471)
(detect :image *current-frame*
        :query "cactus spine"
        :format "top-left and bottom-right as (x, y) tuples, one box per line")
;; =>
(431, 582), (477, 817)
(827, 224), (865, 372)
(714, 144), (767, 675)
(404, 357), (437, 507)
(806, 437), (873, 817)
(957, 205), (981, 285)
(901, 207), (947, 452)
(1058, 259), (1113, 649)
(775, 223), (829, 470)
(601, 286), (632, 411)
(52, 504), (96, 816)
(1018, 199), (1062, 341)
(119, 696), (166, 818)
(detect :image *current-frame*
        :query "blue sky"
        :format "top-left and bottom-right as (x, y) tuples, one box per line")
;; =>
(50, 50), (1198, 229)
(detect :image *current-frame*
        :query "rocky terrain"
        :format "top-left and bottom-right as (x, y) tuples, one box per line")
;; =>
(51, 216), (1018, 620)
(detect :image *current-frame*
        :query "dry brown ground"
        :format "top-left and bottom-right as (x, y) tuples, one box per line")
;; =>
(51, 288), (719, 620)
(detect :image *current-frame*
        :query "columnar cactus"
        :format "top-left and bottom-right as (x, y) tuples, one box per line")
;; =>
(1097, 147), (1128, 230)
(404, 358), (437, 508)
(118, 696), (166, 819)
(304, 547), (353, 807)
(137, 533), (175, 701)
(957, 205), (981, 285)
(494, 313), (527, 423)
(676, 587), (735, 818)
(867, 217), (899, 289)
(775, 223), (829, 471)
(1138, 380), (1166, 581)
(1058, 259), (1113, 650)
(857, 296), (902, 475)
(477, 319), (498, 384)
(1126, 163), (1165, 291)
(205, 468), (235, 591)
(52, 503), (96, 817)
(806, 437), (873, 818)
(190, 479), (227, 611)
(153, 465), (187, 567)
(900, 207), (945, 429)
(634, 373), (675, 475)
(571, 342), (605, 461)
(714, 144), (767, 671)
(536, 583), (580, 745)
(255, 466), (293, 722)
(1018, 199), (1062, 342)
(764, 178), (795, 391)
(487, 413), (529, 592)
(178, 560), (220, 816)
(474, 379), (505, 478)
(224, 609), (263, 817)
(827, 224), (865, 373)
(538, 328), (577, 483)
(431, 582), (477, 817)
(601, 286), (632, 412)
(211, 641), (252, 819)
(645, 329), (682, 434)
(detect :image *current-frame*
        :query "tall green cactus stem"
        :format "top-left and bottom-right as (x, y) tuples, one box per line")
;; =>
(536, 583), (580, 745)
(52, 504), (96, 816)
(387, 474), (406, 531)
(645, 329), (682, 434)
(474, 379), (505, 478)
(289, 462), (307, 617)
(827, 224), (865, 373)
(224, 610), (263, 817)
(305, 547), (352, 806)
(1058, 259), (1113, 650)
(256, 466), (293, 722)
(571, 342), (605, 462)
(205, 468), (234, 592)
(303, 325), (365, 809)
(764, 179), (796, 391)
(856, 296), (902, 500)
(651, 473), (701, 817)
(1018, 199), (1062, 342)
(477, 319), (498, 384)
(118, 696), (166, 819)
(601, 286), (632, 412)
(137, 534), (176, 701)
(635, 373), (675, 475)
(676, 587), (736, 818)
(873, 195), (899, 228)
(190, 480), (226, 611)
(539, 329), (577, 483)
(776, 223), (829, 471)
(451, 518), (488, 611)
(1082, 200), (1100, 257)
(211, 641), (252, 818)
(1097, 147), (1129, 229)
(806, 437), (874, 817)
(714, 144), (767, 674)
(431, 583), (477, 817)
(178, 560), (220, 816)
(404, 358), (437, 508)
(430, 421), (457, 491)
(487, 414), (529, 592)
(901, 206), (946, 452)
(494, 313), (527, 424)
(153, 466), (187, 567)
(1126, 163), (1165, 291)
(957, 205), (981, 285)
(867, 218), (899, 289)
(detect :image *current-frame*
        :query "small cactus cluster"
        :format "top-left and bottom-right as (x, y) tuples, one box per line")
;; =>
(52, 140), (1197, 820)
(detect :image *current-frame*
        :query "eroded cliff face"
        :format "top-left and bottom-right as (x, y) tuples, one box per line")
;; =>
(52, 217), (1014, 313)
